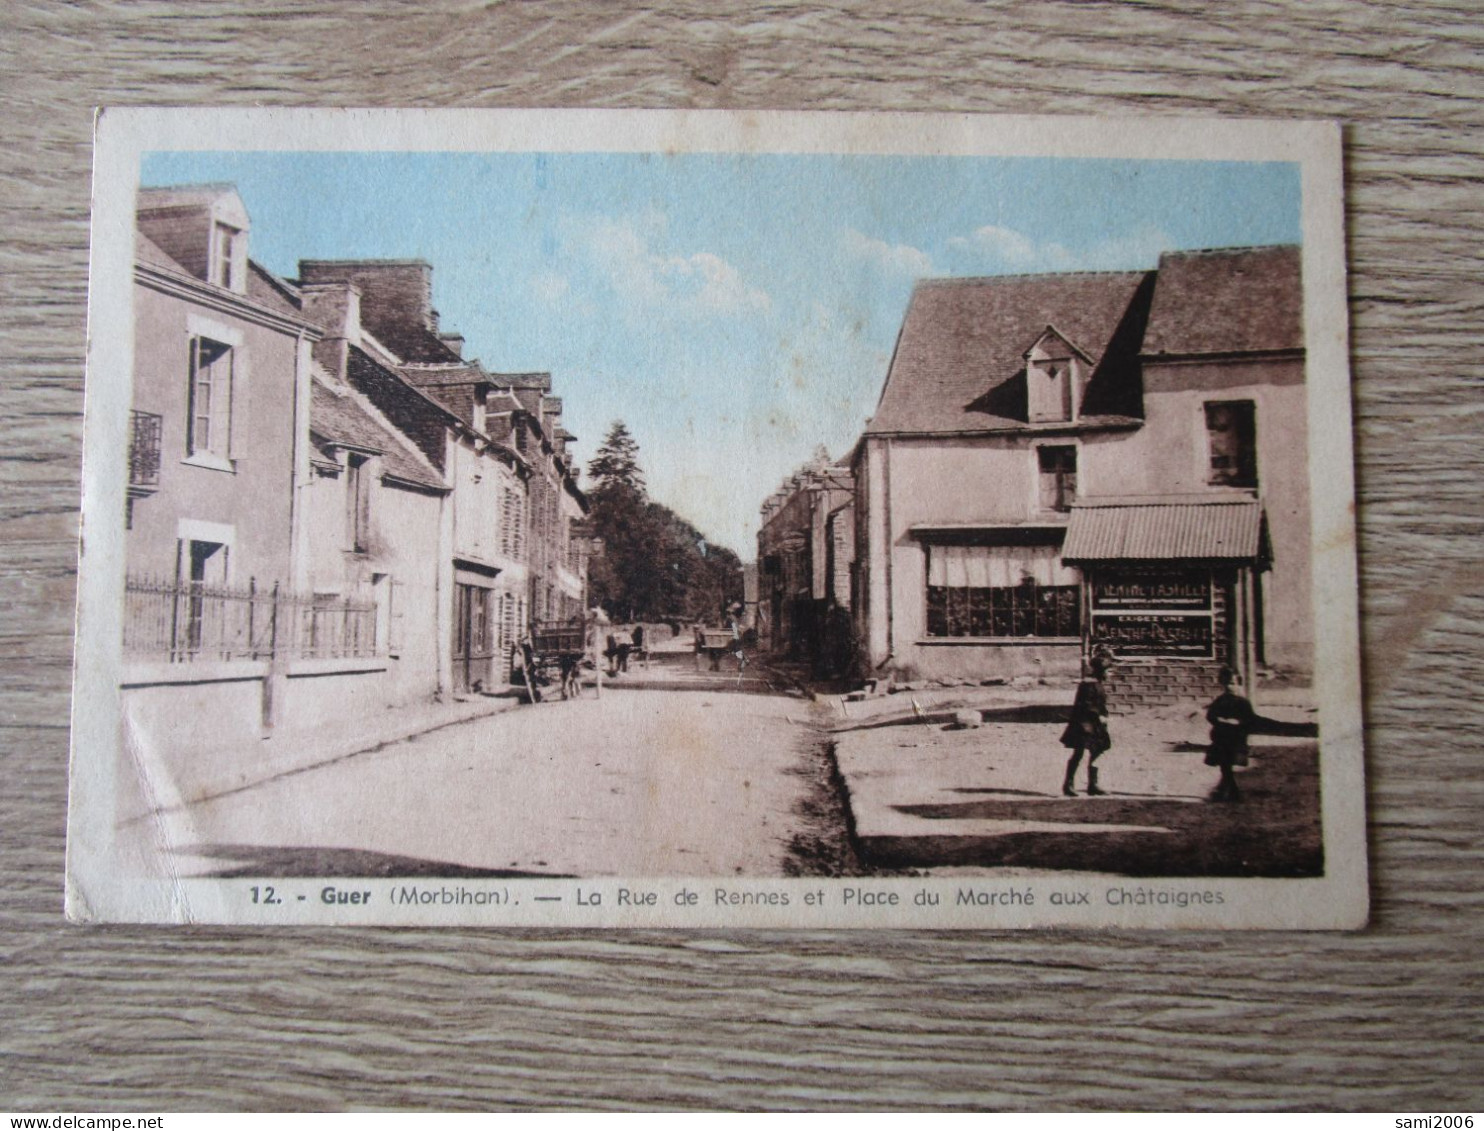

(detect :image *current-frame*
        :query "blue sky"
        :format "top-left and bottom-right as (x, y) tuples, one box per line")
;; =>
(142, 150), (1301, 555)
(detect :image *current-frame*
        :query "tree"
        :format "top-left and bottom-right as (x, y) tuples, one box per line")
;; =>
(587, 420), (645, 498)
(583, 420), (742, 623)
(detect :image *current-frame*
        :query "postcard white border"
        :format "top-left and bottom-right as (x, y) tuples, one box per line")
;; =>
(68, 109), (1366, 928)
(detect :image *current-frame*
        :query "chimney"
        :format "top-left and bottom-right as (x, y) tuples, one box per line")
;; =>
(438, 332), (464, 358)
(300, 281), (362, 380)
(298, 259), (436, 340)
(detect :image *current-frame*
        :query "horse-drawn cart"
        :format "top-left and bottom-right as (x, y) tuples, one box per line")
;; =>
(694, 626), (745, 672)
(519, 618), (589, 701)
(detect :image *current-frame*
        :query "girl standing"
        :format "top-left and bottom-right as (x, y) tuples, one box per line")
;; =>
(1060, 650), (1112, 796)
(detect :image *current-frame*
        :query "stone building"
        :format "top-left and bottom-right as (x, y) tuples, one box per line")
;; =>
(298, 260), (539, 694)
(482, 375), (591, 627)
(296, 262), (590, 682)
(125, 185), (334, 755)
(128, 185), (313, 588)
(849, 245), (1309, 703)
(757, 454), (855, 673)
(120, 185), (593, 803)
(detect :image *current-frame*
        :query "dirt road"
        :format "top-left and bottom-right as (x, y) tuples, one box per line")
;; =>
(158, 687), (842, 879)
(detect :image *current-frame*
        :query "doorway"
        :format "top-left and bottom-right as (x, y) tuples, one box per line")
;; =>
(453, 582), (495, 693)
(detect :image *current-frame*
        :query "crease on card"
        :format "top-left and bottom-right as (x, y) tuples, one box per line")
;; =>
(122, 711), (196, 924)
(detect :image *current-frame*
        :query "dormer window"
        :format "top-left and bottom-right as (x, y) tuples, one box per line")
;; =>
(210, 222), (241, 291)
(1024, 327), (1085, 424)
(137, 185), (252, 293)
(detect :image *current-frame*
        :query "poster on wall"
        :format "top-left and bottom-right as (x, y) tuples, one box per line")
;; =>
(67, 109), (1366, 927)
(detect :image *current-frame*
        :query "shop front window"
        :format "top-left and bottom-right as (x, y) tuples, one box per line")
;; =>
(925, 543), (1079, 639)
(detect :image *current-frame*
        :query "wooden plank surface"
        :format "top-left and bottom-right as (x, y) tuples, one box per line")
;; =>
(2, 1), (1481, 1111)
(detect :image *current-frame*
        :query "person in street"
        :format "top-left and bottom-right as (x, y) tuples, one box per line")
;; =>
(557, 651), (581, 700)
(631, 623), (646, 668)
(1060, 648), (1112, 796)
(727, 604), (747, 674)
(586, 607), (609, 698)
(518, 637), (542, 704)
(1205, 666), (1257, 802)
(606, 626), (632, 676)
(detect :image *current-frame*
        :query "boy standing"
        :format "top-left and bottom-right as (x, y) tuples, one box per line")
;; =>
(1205, 666), (1257, 802)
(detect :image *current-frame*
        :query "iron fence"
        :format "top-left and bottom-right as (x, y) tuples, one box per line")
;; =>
(124, 575), (378, 663)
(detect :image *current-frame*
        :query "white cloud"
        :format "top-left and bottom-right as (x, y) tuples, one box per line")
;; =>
(947, 224), (1048, 268)
(1081, 224), (1175, 270)
(578, 215), (771, 317)
(947, 223), (1174, 274)
(841, 228), (935, 276)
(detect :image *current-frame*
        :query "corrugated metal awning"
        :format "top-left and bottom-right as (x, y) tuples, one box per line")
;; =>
(909, 522), (1067, 546)
(1062, 497), (1264, 562)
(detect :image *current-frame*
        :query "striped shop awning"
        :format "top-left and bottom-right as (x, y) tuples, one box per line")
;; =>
(1061, 497), (1265, 563)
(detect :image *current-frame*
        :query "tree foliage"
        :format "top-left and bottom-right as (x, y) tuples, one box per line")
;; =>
(585, 420), (742, 624)
(586, 420), (645, 496)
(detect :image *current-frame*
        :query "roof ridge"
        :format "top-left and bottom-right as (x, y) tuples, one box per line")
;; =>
(1073, 492), (1259, 506)
(1160, 243), (1300, 257)
(138, 181), (240, 195)
(249, 259), (303, 306)
(917, 268), (1151, 287)
(298, 257), (432, 267)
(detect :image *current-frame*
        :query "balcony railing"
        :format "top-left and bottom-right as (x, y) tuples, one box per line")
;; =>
(128, 410), (162, 497)
(124, 575), (378, 664)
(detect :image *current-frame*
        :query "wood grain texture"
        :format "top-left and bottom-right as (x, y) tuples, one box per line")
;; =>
(3, 0), (1482, 1111)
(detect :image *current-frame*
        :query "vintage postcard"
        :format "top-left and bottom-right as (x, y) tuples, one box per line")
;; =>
(67, 109), (1366, 927)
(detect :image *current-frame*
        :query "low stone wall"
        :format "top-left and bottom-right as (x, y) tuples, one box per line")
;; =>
(119, 657), (397, 813)
(892, 640), (1081, 684)
(1104, 659), (1226, 713)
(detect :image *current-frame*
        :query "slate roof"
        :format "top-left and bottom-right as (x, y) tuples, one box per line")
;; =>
(247, 261), (302, 317)
(135, 232), (181, 273)
(866, 270), (1154, 436)
(310, 378), (447, 492)
(491, 372), (553, 391)
(346, 346), (465, 473)
(376, 323), (465, 364)
(136, 233), (313, 325)
(136, 183), (241, 211)
(1061, 496), (1264, 562)
(398, 363), (491, 388)
(1143, 245), (1303, 357)
(246, 261), (304, 318)
(485, 390), (525, 415)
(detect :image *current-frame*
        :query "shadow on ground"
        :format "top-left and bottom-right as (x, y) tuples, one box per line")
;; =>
(179, 844), (574, 879)
(837, 703), (1072, 733)
(838, 703), (1319, 738)
(861, 740), (1324, 878)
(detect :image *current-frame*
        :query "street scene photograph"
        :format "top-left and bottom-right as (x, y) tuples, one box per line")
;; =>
(82, 118), (1341, 911)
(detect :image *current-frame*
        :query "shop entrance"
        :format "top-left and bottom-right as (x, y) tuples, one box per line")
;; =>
(453, 579), (497, 694)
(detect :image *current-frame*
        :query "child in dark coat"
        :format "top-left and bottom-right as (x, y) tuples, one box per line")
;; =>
(1205, 666), (1257, 802)
(1060, 652), (1112, 796)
